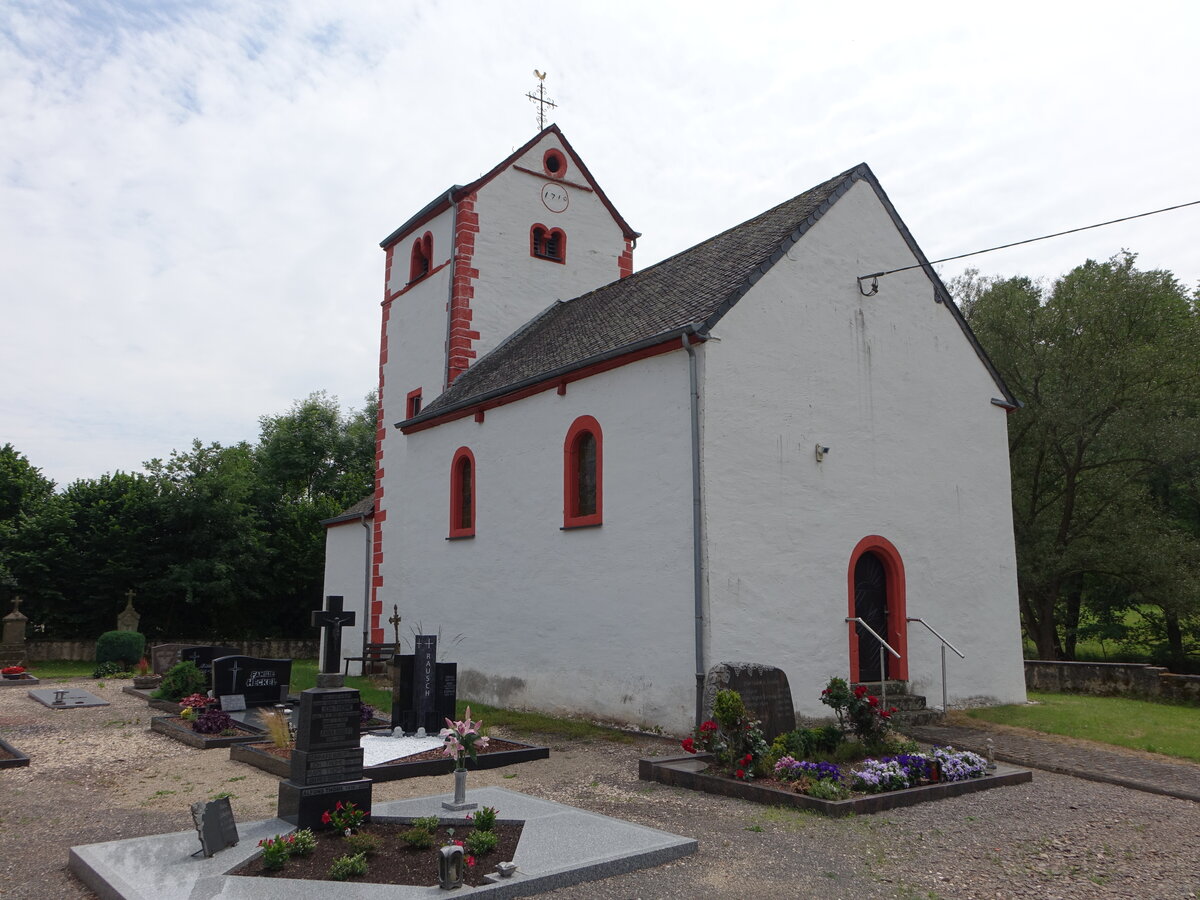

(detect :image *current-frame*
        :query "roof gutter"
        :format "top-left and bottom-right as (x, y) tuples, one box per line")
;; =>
(397, 326), (704, 431)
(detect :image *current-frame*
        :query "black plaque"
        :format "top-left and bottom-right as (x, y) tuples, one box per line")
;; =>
(212, 655), (291, 707)
(190, 797), (238, 858)
(290, 747), (365, 785)
(294, 689), (361, 753)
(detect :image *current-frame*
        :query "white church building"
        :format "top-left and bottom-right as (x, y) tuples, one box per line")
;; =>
(322, 125), (1027, 734)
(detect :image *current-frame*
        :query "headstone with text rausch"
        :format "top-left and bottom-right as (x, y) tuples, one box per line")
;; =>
(390, 652), (457, 734)
(211, 655), (291, 707)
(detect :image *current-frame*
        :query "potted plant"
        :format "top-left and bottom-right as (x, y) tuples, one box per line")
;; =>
(440, 707), (489, 810)
(131, 657), (160, 690)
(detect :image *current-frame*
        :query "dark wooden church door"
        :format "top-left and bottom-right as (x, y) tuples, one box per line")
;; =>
(854, 551), (889, 681)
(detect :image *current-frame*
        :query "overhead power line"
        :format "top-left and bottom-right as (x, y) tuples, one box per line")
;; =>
(857, 199), (1200, 296)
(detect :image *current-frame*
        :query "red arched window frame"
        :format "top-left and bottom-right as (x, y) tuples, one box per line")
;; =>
(846, 535), (908, 682)
(409, 231), (433, 283)
(563, 416), (602, 528)
(448, 447), (475, 539)
(530, 224), (566, 264)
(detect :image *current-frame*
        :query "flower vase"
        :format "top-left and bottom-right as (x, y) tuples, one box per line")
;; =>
(441, 765), (478, 811)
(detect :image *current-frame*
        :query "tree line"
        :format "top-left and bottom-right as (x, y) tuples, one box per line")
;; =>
(0, 392), (376, 640)
(955, 252), (1199, 670)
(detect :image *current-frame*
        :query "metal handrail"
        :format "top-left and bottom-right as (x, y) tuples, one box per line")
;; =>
(907, 616), (966, 713)
(845, 617), (901, 710)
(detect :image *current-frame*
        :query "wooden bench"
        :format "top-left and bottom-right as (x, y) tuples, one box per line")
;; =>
(344, 643), (397, 676)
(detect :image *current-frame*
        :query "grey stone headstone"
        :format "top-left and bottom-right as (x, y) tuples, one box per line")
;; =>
(150, 644), (186, 676)
(702, 662), (796, 742)
(190, 797), (238, 857)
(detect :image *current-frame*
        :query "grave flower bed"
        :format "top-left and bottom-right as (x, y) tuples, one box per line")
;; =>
(0, 665), (38, 687)
(640, 681), (1031, 816)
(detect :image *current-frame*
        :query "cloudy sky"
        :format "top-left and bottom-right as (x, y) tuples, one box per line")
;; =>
(3, 1), (1198, 487)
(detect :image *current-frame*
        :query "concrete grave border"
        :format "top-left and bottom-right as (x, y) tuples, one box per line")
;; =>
(150, 715), (265, 749)
(0, 735), (30, 768)
(69, 786), (697, 899)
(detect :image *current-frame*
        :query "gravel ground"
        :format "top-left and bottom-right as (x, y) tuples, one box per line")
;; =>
(1, 677), (1197, 900)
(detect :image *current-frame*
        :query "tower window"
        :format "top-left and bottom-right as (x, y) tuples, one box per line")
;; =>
(543, 148), (567, 177)
(563, 416), (602, 528)
(406, 388), (423, 419)
(531, 225), (566, 264)
(409, 231), (433, 283)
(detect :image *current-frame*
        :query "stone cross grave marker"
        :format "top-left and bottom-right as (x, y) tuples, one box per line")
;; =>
(277, 597), (371, 829)
(116, 590), (140, 632)
(211, 655), (291, 707)
(312, 595), (355, 679)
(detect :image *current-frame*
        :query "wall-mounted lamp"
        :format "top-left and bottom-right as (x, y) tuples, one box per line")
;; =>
(814, 444), (830, 463)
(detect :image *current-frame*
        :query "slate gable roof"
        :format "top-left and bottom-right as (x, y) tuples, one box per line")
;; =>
(404, 162), (1016, 428)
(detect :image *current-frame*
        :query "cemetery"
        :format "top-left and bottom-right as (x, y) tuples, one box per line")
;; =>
(1, 592), (1198, 897)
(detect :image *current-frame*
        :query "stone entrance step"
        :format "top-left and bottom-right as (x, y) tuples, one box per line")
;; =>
(851, 681), (945, 727)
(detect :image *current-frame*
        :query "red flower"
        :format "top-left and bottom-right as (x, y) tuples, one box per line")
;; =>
(335, 801), (344, 810)
(700, 720), (718, 733)
(820, 688), (830, 695)
(854, 685), (868, 698)
(868, 695), (879, 707)
(880, 710), (892, 719)
(681, 737), (696, 754)
(321, 811), (331, 825)
(741, 753), (752, 764)
(735, 769), (745, 779)
(466, 855), (476, 867)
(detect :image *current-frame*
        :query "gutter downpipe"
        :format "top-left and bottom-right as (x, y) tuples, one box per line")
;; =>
(360, 517), (371, 672)
(682, 325), (707, 727)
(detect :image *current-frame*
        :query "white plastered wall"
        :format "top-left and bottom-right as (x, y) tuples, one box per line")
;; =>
(469, 133), (630, 362)
(321, 518), (373, 676)
(382, 351), (699, 733)
(700, 178), (1026, 717)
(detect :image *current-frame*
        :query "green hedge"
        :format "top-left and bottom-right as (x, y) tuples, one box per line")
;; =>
(94, 631), (145, 667)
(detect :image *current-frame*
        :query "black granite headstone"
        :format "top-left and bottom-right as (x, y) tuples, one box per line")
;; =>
(277, 686), (371, 829)
(178, 645), (239, 686)
(413, 635), (437, 725)
(390, 656), (457, 733)
(190, 797), (238, 858)
(211, 655), (291, 707)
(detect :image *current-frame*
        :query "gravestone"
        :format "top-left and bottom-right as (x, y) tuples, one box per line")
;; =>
(390, 653), (457, 734)
(116, 591), (140, 633)
(1, 596), (28, 668)
(150, 643), (187, 676)
(29, 687), (110, 709)
(702, 662), (796, 742)
(178, 645), (239, 686)
(190, 797), (238, 858)
(211, 656), (291, 707)
(277, 596), (371, 829)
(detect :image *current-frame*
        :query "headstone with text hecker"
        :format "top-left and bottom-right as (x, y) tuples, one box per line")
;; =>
(277, 596), (370, 829)
(211, 655), (291, 707)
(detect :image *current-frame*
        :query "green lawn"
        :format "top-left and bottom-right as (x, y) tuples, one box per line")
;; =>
(965, 691), (1200, 762)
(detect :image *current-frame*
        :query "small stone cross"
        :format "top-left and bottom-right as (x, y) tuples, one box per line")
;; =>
(312, 595), (356, 675)
(125, 589), (136, 604)
(388, 605), (402, 648)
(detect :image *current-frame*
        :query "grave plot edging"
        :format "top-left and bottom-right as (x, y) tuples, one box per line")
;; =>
(639, 753), (1033, 817)
(0, 735), (30, 768)
(231, 739), (550, 781)
(150, 715), (264, 750)
(0, 674), (39, 688)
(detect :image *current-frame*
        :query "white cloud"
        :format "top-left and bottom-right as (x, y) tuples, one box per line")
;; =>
(2, 0), (1197, 485)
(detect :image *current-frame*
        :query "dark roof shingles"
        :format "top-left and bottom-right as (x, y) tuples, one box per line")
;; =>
(416, 167), (861, 419)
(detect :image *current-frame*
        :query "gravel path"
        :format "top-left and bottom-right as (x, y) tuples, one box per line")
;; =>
(1, 678), (1197, 899)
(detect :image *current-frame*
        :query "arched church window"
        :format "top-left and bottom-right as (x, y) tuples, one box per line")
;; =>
(530, 224), (566, 263)
(563, 416), (602, 528)
(410, 232), (433, 283)
(449, 447), (475, 538)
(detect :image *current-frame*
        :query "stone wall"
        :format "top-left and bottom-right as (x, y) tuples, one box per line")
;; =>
(1025, 660), (1200, 704)
(26, 639), (319, 662)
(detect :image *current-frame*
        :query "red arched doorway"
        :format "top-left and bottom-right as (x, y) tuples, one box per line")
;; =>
(847, 535), (908, 683)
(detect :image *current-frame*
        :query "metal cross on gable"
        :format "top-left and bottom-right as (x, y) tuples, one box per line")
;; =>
(312, 595), (356, 675)
(526, 69), (557, 130)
